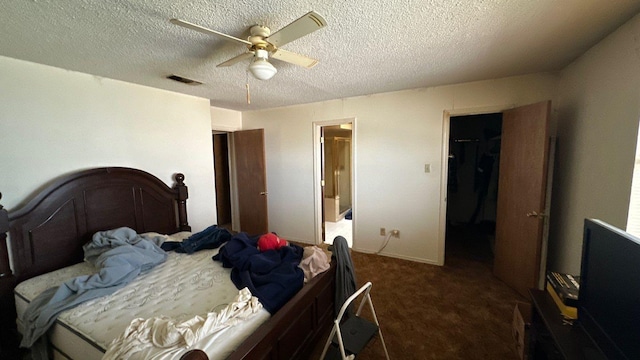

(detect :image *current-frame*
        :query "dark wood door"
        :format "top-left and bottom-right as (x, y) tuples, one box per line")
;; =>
(494, 101), (551, 298)
(233, 129), (269, 236)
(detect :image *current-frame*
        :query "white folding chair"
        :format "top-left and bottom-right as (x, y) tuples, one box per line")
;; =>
(320, 282), (390, 360)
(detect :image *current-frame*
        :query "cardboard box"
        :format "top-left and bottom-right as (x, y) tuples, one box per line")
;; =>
(512, 301), (532, 360)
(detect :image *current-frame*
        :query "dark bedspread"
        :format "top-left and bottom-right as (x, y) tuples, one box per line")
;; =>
(213, 233), (304, 314)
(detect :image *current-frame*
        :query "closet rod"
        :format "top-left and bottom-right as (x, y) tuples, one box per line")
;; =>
(453, 138), (479, 143)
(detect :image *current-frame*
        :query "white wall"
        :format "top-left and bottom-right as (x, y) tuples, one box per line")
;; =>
(0, 56), (217, 232)
(243, 73), (558, 264)
(211, 106), (242, 131)
(549, 14), (640, 274)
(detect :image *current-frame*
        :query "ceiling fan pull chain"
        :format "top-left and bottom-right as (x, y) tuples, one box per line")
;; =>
(246, 71), (251, 104)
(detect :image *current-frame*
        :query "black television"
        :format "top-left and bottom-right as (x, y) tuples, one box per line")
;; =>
(579, 219), (640, 359)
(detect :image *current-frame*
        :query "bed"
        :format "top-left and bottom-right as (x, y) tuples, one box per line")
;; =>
(0, 167), (336, 359)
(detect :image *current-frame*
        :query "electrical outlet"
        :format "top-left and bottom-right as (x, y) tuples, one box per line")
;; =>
(391, 229), (400, 238)
(380, 228), (386, 236)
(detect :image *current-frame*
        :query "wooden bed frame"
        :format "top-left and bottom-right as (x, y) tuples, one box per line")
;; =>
(0, 167), (335, 360)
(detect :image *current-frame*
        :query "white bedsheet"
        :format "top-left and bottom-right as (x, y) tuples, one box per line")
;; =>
(15, 242), (270, 360)
(104, 288), (262, 360)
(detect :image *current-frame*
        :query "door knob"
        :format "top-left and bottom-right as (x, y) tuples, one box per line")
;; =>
(526, 211), (546, 218)
(260, 191), (268, 195)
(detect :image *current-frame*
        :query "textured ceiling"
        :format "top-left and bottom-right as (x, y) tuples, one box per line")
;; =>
(2, 0), (639, 111)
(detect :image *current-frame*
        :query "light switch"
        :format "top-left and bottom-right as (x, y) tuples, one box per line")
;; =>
(424, 164), (431, 173)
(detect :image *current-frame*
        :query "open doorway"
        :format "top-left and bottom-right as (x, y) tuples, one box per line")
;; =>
(442, 102), (552, 296)
(213, 129), (269, 235)
(212, 131), (233, 231)
(322, 124), (353, 246)
(445, 113), (502, 265)
(314, 119), (355, 247)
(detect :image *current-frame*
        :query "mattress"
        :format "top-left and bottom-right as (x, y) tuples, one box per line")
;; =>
(14, 235), (270, 360)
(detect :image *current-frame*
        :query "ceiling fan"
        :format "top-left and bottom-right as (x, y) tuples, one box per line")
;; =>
(170, 11), (326, 81)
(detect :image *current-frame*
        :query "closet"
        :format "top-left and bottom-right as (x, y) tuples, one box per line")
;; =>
(446, 113), (502, 262)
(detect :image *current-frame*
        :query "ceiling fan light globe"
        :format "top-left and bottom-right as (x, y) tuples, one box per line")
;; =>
(249, 59), (277, 80)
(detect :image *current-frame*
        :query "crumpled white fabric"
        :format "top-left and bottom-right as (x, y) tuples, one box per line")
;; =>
(102, 288), (261, 360)
(299, 246), (330, 283)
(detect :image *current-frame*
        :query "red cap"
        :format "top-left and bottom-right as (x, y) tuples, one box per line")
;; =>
(257, 233), (288, 251)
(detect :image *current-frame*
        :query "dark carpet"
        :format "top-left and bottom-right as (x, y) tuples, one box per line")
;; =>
(314, 224), (527, 359)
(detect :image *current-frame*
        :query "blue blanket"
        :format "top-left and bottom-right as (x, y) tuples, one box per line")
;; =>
(213, 233), (304, 314)
(20, 227), (167, 348)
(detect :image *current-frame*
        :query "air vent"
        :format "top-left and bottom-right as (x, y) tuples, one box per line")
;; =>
(166, 75), (202, 85)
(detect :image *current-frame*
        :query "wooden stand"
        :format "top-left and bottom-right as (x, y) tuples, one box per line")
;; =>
(528, 289), (605, 359)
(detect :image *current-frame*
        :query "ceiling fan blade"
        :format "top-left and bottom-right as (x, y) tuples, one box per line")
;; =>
(271, 48), (319, 68)
(170, 18), (252, 46)
(217, 52), (254, 67)
(266, 11), (326, 47)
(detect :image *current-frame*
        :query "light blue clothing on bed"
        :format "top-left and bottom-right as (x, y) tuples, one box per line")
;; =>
(20, 227), (168, 349)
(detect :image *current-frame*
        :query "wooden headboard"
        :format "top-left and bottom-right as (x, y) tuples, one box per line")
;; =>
(2, 167), (190, 284)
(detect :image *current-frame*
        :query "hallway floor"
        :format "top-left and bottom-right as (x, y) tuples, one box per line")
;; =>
(324, 217), (352, 247)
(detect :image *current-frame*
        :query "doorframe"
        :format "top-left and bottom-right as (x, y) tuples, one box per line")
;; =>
(313, 117), (357, 246)
(439, 105), (514, 265)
